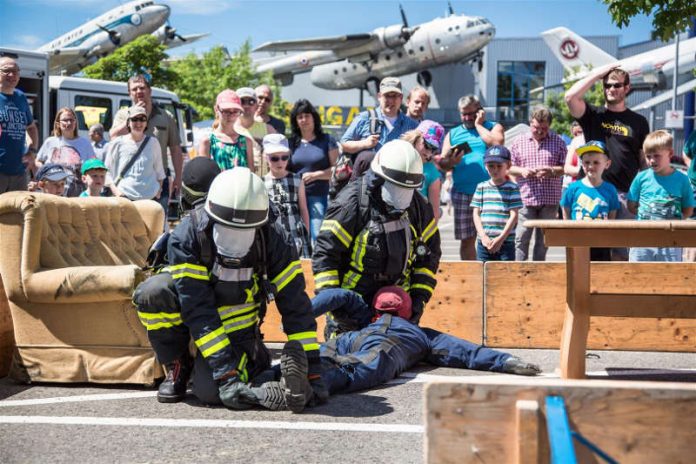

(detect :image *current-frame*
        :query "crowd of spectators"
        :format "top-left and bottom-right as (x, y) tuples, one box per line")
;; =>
(2, 54), (695, 263)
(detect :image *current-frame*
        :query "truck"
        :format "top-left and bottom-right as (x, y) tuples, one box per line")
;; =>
(0, 47), (194, 150)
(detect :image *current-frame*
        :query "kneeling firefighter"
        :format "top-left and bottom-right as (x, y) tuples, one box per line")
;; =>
(312, 139), (441, 335)
(135, 167), (324, 411)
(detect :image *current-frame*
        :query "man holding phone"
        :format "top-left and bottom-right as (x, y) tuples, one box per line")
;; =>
(438, 95), (504, 260)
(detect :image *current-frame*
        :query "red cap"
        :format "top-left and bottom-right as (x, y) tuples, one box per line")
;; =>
(372, 286), (412, 320)
(215, 89), (243, 111)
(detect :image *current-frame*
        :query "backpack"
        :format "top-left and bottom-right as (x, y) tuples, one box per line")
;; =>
(329, 108), (382, 199)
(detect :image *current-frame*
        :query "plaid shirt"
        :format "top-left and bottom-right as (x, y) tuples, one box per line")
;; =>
(510, 131), (567, 206)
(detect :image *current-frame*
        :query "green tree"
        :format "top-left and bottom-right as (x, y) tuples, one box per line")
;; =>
(82, 35), (177, 88)
(602, 0), (696, 42)
(168, 41), (285, 122)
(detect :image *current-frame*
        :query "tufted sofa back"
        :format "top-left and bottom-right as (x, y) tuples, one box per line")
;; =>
(38, 195), (154, 269)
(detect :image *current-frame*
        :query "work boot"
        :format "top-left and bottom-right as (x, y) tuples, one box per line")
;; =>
(248, 381), (288, 411)
(157, 354), (193, 403)
(501, 356), (542, 376)
(280, 340), (313, 413)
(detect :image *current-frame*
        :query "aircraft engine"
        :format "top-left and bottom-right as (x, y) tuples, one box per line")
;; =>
(277, 73), (294, 86)
(378, 25), (411, 49)
(416, 70), (432, 87)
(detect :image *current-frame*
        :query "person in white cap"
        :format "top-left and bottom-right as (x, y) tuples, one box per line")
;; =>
(262, 133), (311, 258)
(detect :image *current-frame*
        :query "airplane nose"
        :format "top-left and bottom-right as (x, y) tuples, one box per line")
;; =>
(152, 4), (171, 22)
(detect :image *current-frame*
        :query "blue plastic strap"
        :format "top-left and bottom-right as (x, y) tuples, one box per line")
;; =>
(571, 431), (619, 464)
(545, 396), (577, 464)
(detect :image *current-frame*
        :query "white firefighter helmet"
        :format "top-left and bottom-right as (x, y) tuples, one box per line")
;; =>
(370, 139), (424, 188)
(205, 167), (269, 228)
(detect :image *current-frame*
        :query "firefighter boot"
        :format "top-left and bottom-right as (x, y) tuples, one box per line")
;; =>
(280, 340), (314, 413)
(157, 354), (193, 403)
(247, 381), (288, 411)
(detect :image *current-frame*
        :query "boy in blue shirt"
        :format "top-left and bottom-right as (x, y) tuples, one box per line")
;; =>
(560, 140), (620, 261)
(471, 145), (522, 261)
(627, 130), (695, 262)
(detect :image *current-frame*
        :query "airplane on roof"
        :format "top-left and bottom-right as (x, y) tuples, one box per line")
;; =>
(37, 0), (208, 75)
(253, 4), (495, 91)
(541, 26), (696, 90)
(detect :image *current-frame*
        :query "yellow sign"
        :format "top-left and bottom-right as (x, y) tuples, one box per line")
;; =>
(317, 106), (373, 127)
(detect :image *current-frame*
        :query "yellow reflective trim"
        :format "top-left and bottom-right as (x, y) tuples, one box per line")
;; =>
(350, 229), (368, 272)
(414, 267), (436, 279)
(342, 270), (361, 290)
(195, 327), (226, 347)
(218, 302), (260, 320)
(222, 313), (259, 334)
(422, 219), (438, 243)
(303, 343), (320, 351)
(137, 311), (183, 330)
(288, 331), (317, 341)
(169, 263), (207, 272)
(320, 220), (352, 248)
(411, 283), (434, 294)
(272, 260), (302, 293)
(199, 338), (231, 358)
(170, 263), (210, 281)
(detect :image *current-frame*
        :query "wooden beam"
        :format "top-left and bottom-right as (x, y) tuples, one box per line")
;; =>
(561, 248), (590, 379)
(425, 378), (696, 464)
(590, 294), (696, 318)
(515, 400), (540, 464)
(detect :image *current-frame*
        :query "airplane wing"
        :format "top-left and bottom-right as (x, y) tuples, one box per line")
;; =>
(253, 33), (374, 52)
(631, 78), (696, 111)
(46, 47), (91, 71)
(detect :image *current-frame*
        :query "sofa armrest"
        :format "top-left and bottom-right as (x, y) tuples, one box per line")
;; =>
(23, 265), (144, 304)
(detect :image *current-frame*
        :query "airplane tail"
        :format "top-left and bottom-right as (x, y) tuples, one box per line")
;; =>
(541, 27), (616, 73)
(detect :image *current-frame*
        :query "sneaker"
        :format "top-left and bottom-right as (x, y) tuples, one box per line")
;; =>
(502, 356), (541, 376)
(157, 354), (193, 403)
(280, 340), (313, 413)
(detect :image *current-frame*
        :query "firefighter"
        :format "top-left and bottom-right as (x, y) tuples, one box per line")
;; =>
(135, 167), (324, 412)
(312, 139), (441, 336)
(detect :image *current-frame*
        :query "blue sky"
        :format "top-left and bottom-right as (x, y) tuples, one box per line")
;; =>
(1, 0), (658, 55)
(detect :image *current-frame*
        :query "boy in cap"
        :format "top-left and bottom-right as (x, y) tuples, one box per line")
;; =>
(262, 133), (310, 257)
(80, 158), (114, 197)
(560, 140), (620, 261)
(33, 163), (71, 196)
(471, 145), (522, 261)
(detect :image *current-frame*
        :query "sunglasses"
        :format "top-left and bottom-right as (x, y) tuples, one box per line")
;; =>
(241, 98), (257, 105)
(423, 141), (437, 152)
(603, 82), (624, 89)
(220, 109), (241, 116)
(269, 155), (290, 162)
(130, 117), (148, 123)
(257, 96), (272, 102)
(59, 118), (76, 123)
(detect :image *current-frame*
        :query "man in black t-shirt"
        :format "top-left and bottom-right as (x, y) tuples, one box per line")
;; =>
(565, 65), (650, 260)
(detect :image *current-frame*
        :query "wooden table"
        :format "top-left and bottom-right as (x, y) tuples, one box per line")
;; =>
(525, 220), (696, 379)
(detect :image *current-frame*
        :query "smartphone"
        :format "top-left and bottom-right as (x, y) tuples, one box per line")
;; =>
(451, 142), (472, 155)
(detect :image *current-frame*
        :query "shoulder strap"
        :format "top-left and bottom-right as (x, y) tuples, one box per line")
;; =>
(359, 175), (371, 225)
(190, 206), (214, 268)
(368, 108), (381, 135)
(115, 135), (151, 185)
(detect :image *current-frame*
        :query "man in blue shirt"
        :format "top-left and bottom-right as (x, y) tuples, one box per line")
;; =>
(0, 57), (38, 193)
(340, 76), (418, 160)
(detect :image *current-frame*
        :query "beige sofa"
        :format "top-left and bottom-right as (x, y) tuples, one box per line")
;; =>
(0, 192), (164, 385)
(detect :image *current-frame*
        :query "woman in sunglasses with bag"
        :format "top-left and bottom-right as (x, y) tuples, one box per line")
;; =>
(104, 105), (165, 200)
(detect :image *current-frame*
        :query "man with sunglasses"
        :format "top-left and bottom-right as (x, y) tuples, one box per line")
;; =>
(565, 66), (650, 260)
(0, 57), (38, 193)
(234, 87), (277, 177)
(110, 75), (183, 217)
(254, 85), (285, 135)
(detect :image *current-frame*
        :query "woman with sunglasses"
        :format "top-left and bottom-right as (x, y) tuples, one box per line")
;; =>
(263, 133), (311, 258)
(287, 99), (338, 244)
(234, 87), (276, 176)
(35, 107), (95, 196)
(400, 120), (445, 220)
(199, 89), (254, 172)
(104, 106), (165, 201)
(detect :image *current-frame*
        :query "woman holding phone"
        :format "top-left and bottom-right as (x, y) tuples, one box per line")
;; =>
(437, 94), (504, 260)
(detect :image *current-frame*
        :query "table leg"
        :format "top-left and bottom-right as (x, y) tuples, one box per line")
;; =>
(560, 247), (590, 379)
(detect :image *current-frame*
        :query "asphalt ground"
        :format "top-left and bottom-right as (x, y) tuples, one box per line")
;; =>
(2, 346), (695, 464)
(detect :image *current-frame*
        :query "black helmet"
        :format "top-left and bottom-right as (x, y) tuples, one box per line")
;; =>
(181, 157), (221, 210)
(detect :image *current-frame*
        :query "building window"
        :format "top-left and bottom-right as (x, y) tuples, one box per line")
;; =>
(495, 61), (545, 126)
